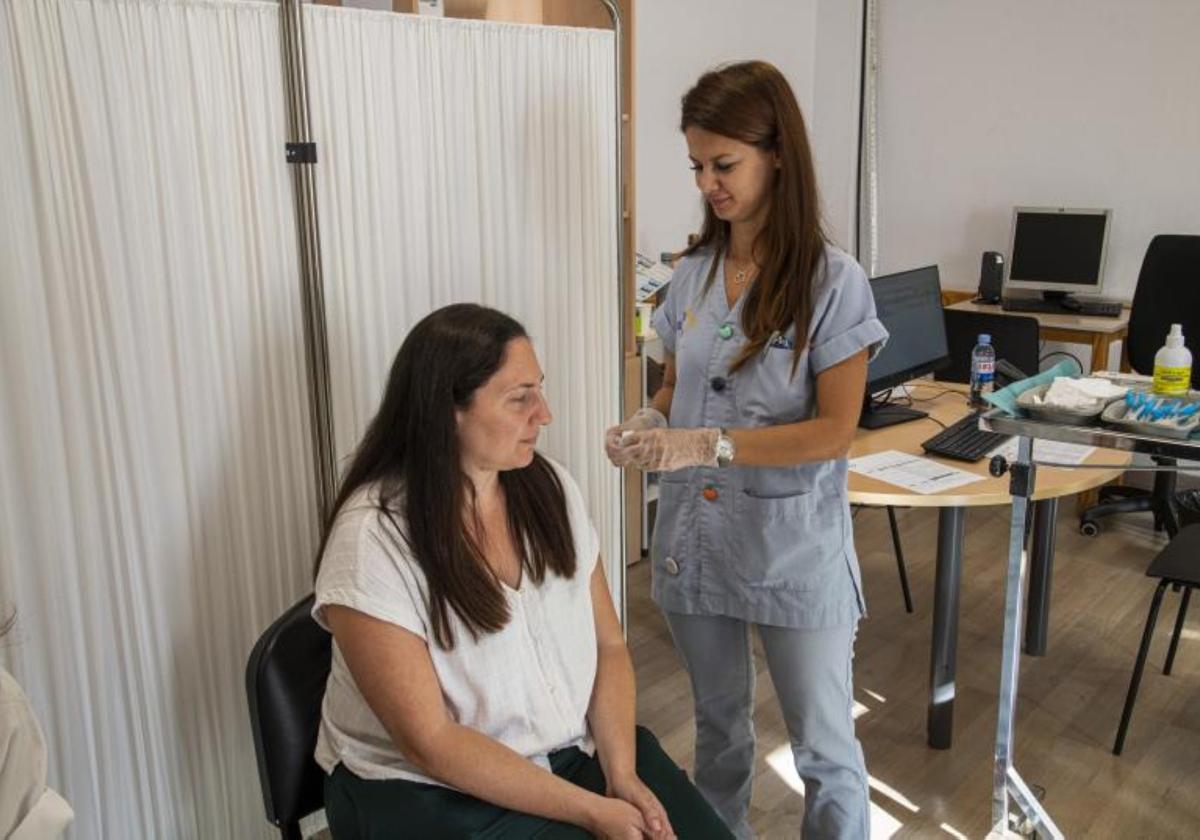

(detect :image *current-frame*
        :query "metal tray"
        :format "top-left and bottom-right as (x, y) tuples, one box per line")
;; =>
(1014, 383), (1114, 425)
(1100, 399), (1200, 440)
(980, 409), (1200, 461)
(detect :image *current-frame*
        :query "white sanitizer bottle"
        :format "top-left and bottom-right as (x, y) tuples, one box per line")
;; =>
(1152, 323), (1192, 396)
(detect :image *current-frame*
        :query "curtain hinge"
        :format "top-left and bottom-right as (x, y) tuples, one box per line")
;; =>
(285, 142), (318, 164)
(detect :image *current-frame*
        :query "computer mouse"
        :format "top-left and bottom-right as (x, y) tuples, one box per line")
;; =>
(1059, 298), (1082, 312)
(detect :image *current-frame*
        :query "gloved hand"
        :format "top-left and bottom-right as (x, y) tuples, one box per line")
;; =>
(604, 408), (668, 467)
(621, 427), (720, 473)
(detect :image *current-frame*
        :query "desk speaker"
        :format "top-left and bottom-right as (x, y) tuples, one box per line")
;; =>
(977, 251), (1004, 303)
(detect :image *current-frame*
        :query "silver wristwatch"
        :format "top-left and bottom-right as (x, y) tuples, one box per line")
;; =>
(715, 428), (736, 467)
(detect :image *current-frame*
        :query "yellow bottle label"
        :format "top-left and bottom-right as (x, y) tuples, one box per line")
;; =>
(1153, 365), (1191, 395)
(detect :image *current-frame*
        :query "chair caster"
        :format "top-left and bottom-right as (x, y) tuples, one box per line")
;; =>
(1080, 520), (1100, 537)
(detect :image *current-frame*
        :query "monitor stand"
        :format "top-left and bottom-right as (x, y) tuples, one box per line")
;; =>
(858, 398), (929, 430)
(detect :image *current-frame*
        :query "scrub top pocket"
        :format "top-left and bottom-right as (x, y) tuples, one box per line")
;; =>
(734, 488), (820, 589)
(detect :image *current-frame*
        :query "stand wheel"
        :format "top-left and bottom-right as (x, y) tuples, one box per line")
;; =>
(1079, 520), (1100, 538)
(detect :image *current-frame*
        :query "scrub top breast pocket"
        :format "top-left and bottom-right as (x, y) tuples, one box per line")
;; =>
(736, 329), (814, 427)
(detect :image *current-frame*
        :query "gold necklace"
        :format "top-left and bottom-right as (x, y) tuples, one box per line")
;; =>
(730, 258), (757, 285)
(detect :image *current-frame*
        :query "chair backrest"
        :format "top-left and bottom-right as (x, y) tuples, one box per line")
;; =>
(246, 593), (331, 833)
(1128, 235), (1200, 383)
(936, 309), (1040, 384)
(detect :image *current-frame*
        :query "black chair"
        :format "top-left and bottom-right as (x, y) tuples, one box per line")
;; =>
(246, 594), (332, 840)
(1113, 524), (1200, 755)
(936, 309), (1040, 386)
(884, 506), (915, 613)
(1081, 234), (1200, 538)
(850, 503), (914, 613)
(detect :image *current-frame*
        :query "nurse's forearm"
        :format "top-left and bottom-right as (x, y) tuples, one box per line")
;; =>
(648, 353), (677, 419)
(728, 416), (857, 466)
(649, 385), (674, 418)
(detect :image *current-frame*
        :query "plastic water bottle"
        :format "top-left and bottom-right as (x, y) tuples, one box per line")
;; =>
(969, 333), (996, 407)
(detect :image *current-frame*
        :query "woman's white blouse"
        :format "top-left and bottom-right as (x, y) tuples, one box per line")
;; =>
(0, 668), (74, 839)
(312, 459), (601, 786)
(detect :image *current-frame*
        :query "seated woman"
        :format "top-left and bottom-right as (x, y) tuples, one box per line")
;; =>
(1, 615), (74, 840)
(313, 304), (731, 839)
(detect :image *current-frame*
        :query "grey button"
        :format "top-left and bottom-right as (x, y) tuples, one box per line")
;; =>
(664, 556), (680, 575)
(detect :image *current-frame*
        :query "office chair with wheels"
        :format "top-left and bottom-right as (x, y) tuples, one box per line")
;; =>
(1080, 235), (1200, 539)
(246, 594), (331, 840)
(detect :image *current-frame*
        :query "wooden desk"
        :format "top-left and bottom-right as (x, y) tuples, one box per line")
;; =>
(849, 382), (1130, 749)
(946, 299), (1131, 373)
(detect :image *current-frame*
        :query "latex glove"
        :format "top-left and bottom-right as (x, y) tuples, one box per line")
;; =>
(622, 427), (719, 472)
(604, 407), (668, 467)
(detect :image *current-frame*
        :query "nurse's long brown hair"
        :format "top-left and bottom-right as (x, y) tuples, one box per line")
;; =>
(680, 61), (828, 374)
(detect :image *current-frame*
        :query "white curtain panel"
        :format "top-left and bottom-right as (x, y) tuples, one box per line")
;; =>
(0, 1), (316, 838)
(304, 8), (623, 599)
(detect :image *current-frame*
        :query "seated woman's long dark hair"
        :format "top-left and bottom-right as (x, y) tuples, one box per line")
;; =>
(315, 304), (576, 650)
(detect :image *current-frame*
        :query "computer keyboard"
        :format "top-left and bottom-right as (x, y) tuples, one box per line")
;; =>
(1001, 297), (1123, 317)
(921, 413), (1011, 462)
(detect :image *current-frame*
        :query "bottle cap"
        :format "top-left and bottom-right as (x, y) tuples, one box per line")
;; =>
(977, 334), (992, 345)
(1167, 323), (1185, 347)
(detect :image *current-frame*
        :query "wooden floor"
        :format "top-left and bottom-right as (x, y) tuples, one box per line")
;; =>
(628, 502), (1200, 839)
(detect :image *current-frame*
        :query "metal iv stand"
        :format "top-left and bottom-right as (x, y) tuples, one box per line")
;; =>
(979, 406), (1200, 838)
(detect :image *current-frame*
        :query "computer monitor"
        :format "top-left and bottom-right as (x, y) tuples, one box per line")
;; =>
(1005, 206), (1111, 299)
(860, 265), (951, 429)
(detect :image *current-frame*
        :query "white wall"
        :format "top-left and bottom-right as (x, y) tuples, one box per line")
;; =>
(875, 0), (1200, 308)
(636, 1), (863, 261)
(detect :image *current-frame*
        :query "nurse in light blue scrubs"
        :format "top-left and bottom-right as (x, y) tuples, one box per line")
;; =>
(606, 62), (888, 839)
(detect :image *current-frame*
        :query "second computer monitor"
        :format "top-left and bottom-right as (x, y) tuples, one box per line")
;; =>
(860, 265), (950, 429)
(867, 265), (950, 394)
(1005, 206), (1111, 296)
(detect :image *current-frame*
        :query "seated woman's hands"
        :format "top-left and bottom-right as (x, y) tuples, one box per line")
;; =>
(604, 408), (668, 467)
(587, 796), (649, 839)
(589, 774), (676, 840)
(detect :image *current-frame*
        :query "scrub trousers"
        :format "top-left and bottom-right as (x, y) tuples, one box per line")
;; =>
(665, 612), (869, 840)
(323, 726), (733, 839)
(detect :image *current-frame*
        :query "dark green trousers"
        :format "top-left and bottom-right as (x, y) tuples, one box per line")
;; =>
(324, 726), (734, 839)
